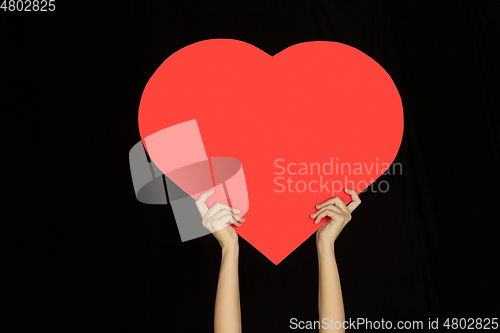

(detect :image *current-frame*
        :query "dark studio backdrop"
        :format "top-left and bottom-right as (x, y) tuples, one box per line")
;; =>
(3, 1), (500, 332)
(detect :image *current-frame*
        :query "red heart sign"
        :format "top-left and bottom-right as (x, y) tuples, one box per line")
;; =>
(138, 39), (403, 264)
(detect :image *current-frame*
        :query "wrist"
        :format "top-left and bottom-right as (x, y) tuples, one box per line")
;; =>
(316, 240), (335, 254)
(221, 241), (239, 255)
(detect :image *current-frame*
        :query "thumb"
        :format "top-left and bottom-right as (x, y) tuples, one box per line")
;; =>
(316, 218), (332, 233)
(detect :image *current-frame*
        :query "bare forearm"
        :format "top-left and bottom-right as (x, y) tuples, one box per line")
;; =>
(214, 244), (241, 333)
(317, 243), (345, 332)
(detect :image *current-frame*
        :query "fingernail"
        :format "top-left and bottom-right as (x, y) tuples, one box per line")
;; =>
(240, 218), (245, 222)
(316, 205), (320, 208)
(235, 208), (241, 213)
(310, 213), (315, 217)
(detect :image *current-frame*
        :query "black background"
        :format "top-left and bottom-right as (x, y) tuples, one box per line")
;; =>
(3, 1), (500, 332)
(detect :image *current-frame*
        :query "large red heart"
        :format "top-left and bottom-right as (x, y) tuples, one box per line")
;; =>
(138, 39), (403, 264)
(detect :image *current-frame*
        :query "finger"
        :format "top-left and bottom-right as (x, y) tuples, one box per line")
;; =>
(207, 219), (232, 233)
(310, 204), (343, 219)
(210, 213), (242, 230)
(195, 189), (215, 217)
(345, 188), (361, 212)
(314, 209), (338, 224)
(316, 196), (350, 214)
(209, 209), (245, 223)
(216, 212), (242, 227)
(204, 202), (242, 220)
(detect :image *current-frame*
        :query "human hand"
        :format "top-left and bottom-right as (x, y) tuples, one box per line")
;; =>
(310, 188), (361, 248)
(196, 189), (245, 249)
